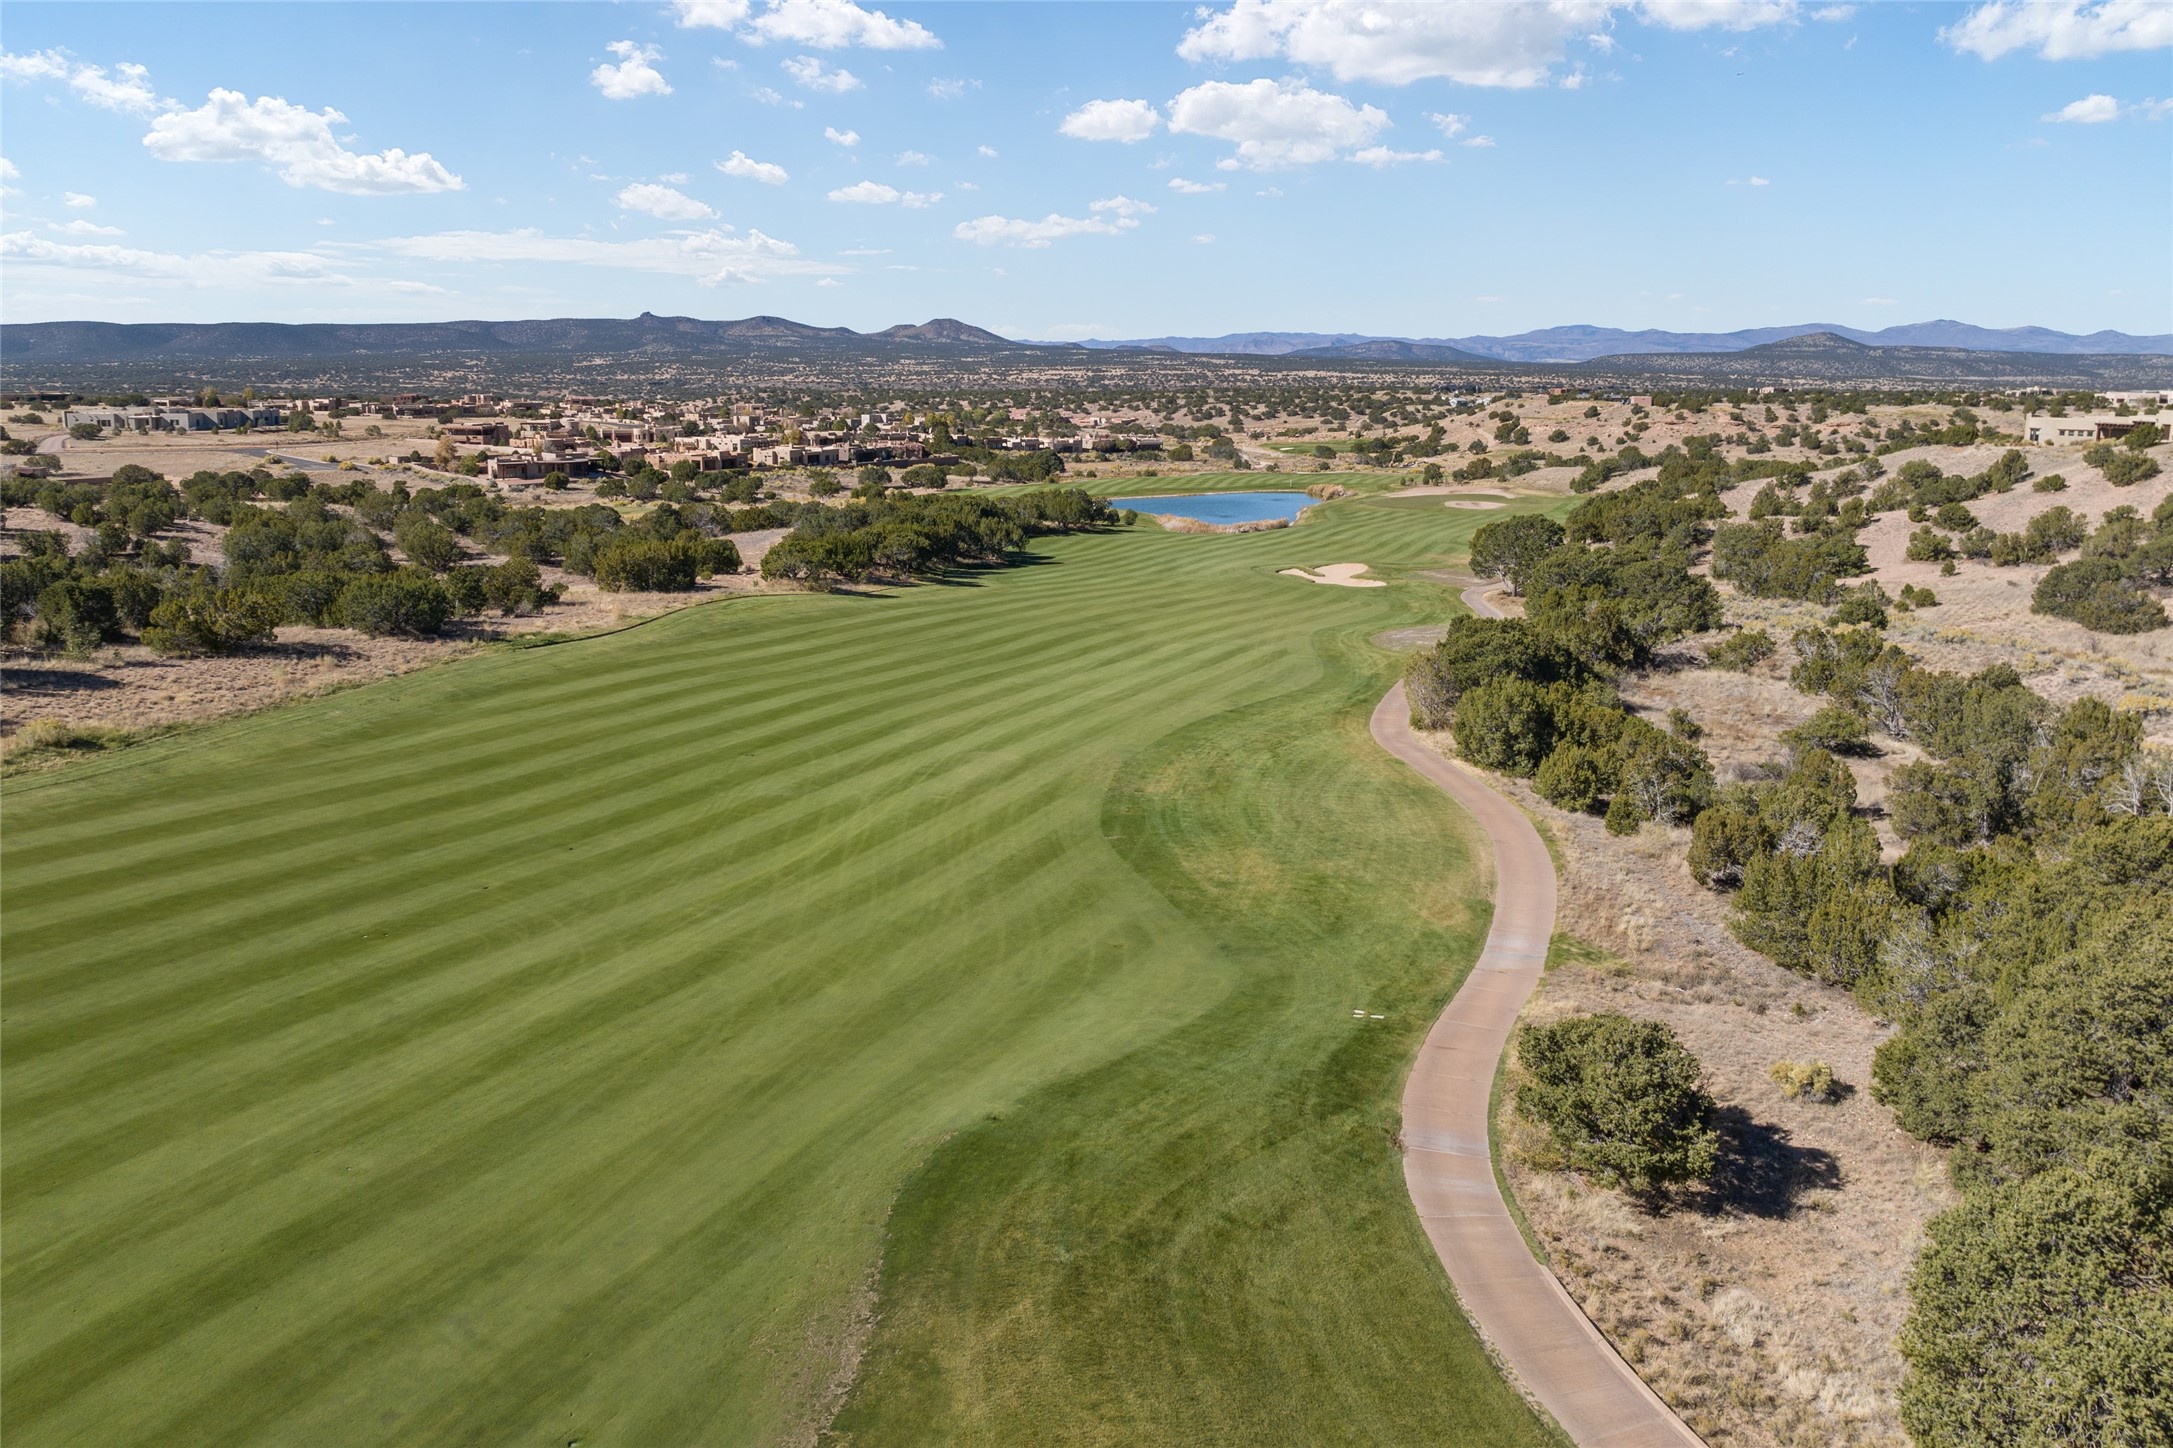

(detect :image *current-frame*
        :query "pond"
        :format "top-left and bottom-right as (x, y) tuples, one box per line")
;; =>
(1116, 491), (1320, 525)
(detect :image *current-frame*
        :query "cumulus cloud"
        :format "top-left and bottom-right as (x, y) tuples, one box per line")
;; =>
(0, 156), (16, 180)
(827, 179), (941, 205)
(977, 143), (999, 157)
(926, 78), (972, 99)
(1943, 0), (2173, 59)
(372, 225), (828, 284)
(1429, 111), (1469, 138)
(1166, 78), (1387, 169)
(592, 40), (672, 99)
(1350, 144), (1443, 166)
(143, 89), (464, 194)
(1192, 233), (1216, 243)
(0, 50), (164, 113)
(1168, 177), (1227, 192)
(51, 218), (124, 236)
(1464, 134), (1498, 146)
(741, 0), (938, 48)
(718, 149), (791, 182)
(1059, 97), (1161, 142)
(1092, 194), (1155, 218)
(783, 54), (862, 91)
(896, 149), (931, 165)
(674, 0), (752, 25)
(824, 125), (860, 146)
(953, 210), (1136, 246)
(1174, 0), (1807, 86)
(63, 191), (96, 208)
(2044, 92), (2121, 121)
(617, 181), (717, 219)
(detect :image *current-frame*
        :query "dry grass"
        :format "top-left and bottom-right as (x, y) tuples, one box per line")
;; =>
(1420, 726), (1952, 1448)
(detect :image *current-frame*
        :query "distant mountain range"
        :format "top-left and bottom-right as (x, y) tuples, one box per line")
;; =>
(2, 312), (1015, 365)
(4, 314), (2167, 392)
(1080, 320), (2173, 361)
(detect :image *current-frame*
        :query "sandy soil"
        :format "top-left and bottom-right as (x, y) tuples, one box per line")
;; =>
(1444, 499), (1508, 510)
(1279, 563), (1385, 588)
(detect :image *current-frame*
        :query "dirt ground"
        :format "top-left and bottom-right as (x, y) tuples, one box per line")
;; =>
(1439, 729), (1953, 1448)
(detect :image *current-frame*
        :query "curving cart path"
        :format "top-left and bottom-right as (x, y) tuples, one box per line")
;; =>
(1372, 583), (1703, 1448)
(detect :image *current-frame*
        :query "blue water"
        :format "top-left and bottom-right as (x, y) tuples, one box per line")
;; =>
(1118, 491), (1319, 525)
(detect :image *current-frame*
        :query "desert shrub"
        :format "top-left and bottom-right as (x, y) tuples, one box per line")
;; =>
(2033, 558), (2168, 634)
(1711, 520), (1869, 601)
(1450, 677), (1561, 775)
(1466, 514), (1565, 596)
(1899, 1160), (2172, 1448)
(1828, 581), (1890, 629)
(278, 569), (351, 627)
(1932, 502), (1977, 532)
(2087, 444), (2163, 487)
(481, 557), (558, 614)
(338, 571), (453, 636)
(1897, 584), (1940, 610)
(1534, 743), (1612, 813)
(1784, 705), (1874, 757)
(592, 534), (736, 592)
(33, 579), (122, 653)
(1515, 1013), (1719, 1194)
(142, 587), (283, 655)
(1907, 526), (1957, 563)
(2031, 472), (2067, 493)
(1705, 627), (1775, 672)
(1769, 1059), (1837, 1102)
(1404, 616), (1588, 726)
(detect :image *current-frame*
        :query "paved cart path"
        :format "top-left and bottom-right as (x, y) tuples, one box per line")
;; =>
(1372, 583), (1703, 1448)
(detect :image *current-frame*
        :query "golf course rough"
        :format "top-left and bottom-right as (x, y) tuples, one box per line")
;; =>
(3, 491), (1572, 1447)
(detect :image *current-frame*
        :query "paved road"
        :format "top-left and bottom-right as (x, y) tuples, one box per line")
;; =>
(1372, 583), (1703, 1448)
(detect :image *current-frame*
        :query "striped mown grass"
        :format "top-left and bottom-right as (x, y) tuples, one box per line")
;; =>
(3, 493), (1569, 1447)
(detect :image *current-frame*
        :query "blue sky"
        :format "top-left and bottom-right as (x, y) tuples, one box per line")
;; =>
(3, 0), (2169, 339)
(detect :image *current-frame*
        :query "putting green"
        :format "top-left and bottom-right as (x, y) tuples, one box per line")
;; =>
(3, 493), (1567, 1447)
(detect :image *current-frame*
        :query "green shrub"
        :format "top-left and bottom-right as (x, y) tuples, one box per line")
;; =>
(142, 587), (283, 655)
(1514, 1013), (1719, 1194)
(1534, 743), (1612, 813)
(1907, 526), (1957, 563)
(1784, 705), (1874, 757)
(2033, 559), (2169, 634)
(1705, 627), (1776, 672)
(1466, 514), (1565, 596)
(338, 571), (453, 636)
(33, 579), (122, 654)
(1828, 582), (1890, 629)
(2031, 472), (2067, 493)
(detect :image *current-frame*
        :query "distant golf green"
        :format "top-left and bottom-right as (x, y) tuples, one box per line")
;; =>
(3, 491), (1568, 1447)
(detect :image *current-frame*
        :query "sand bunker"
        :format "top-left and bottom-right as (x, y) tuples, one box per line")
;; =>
(1280, 563), (1387, 588)
(1443, 499), (1507, 510)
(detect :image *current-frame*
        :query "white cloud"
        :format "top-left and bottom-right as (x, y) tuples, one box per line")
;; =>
(839, 245), (891, 254)
(743, 0), (940, 49)
(1350, 145), (1443, 166)
(1943, 0), (2173, 59)
(1462, 134), (1497, 146)
(1091, 194), (1156, 218)
(661, 171), (690, 183)
(825, 125), (861, 146)
(674, 0), (752, 25)
(1176, 0), (1612, 88)
(827, 179), (941, 205)
(1191, 233), (1216, 243)
(617, 182), (717, 220)
(2044, 92), (2121, 121)
(2, 229), (369, 289)
(144, 89), (465, 194)
(371, 225), (828, 284)
(62, 191), (96, 208)
(1429, 111), (1469, 138)
(926, 78), (972, 99)
(1860, 296), (1897, 305)
(896, 149), (931, 165)
(753, 86), (793, 105)
(1639, 0), (1799, 30)
(953, 210), (1136, 246)
(2146, 96), (2173, 118)
(592, 41), (672, 99)
(1811, 4), (1856, 18)
(0, 50), (163, 113)
(1166, 78), (1388, 169)
(1168, 177), (1227, 192)
(1059, 97), (1161, 143)
(718, 149), (791, 183)
(816, 276), (841, 286)
(783, 54), (862, 91)
(1726, 173), (1772, 185)
(1174, 0), (1806, 86)
(977, 143), (999, 157)
(0, 157), (17, 181)
(1256, 185), (1284, 196)
(51, 218), (123, 236)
